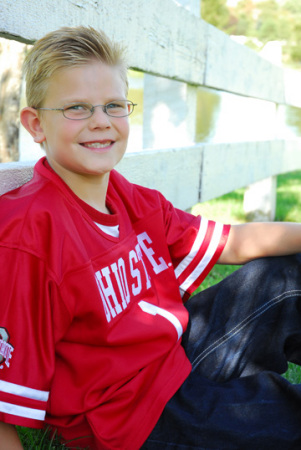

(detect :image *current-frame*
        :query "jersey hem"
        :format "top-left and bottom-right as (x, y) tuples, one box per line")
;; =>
(0, 412), (44, 429)
(127, 360), (192, 450)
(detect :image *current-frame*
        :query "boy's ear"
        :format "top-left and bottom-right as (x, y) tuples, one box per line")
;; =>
(20, 107), (46, 143)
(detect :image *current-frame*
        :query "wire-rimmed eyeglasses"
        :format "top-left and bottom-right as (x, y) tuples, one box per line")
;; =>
(34, 100), (137, 120)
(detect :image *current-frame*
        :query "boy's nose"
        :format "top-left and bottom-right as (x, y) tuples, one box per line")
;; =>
(89, 106), (111, 127)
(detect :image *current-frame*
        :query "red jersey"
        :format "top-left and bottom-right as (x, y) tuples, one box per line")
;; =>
(0, 158), (230, 449)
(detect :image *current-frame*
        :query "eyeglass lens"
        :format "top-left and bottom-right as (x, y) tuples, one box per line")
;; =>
(63, 101), (133, 119)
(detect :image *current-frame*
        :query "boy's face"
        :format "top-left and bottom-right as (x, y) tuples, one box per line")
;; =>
(36, 60), (129, 185)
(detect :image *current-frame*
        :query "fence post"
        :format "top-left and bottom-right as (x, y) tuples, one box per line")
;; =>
(243, 44), (280, 222)
(243, 176), (277, 222)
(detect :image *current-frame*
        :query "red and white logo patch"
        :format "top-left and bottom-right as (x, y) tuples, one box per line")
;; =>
(0, 327), (14, 369)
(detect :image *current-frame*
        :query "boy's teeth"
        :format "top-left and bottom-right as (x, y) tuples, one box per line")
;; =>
(85, 141), (111, 148)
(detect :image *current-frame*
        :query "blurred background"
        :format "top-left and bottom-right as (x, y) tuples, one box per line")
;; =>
(1, 0), (301, 164)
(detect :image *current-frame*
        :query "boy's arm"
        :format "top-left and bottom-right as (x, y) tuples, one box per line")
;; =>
(218, 222), (301, 265)
(0, 422), (23, 449)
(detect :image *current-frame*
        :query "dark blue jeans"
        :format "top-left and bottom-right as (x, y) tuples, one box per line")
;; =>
(142, 255), (301, 449)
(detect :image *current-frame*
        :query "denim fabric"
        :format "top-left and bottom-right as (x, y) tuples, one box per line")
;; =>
(142, 255), (301, 449)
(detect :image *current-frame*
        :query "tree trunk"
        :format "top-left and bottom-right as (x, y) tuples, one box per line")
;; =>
(0, 38), (27, 162)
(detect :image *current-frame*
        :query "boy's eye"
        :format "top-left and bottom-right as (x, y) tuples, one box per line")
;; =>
(64, 103), (91, 112)
(63, 103), (92, 119)
(106, 101), (126, 111)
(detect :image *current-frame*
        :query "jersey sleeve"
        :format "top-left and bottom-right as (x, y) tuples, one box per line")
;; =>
(161, 196), (231, 300)
(0, 247), (70, 429)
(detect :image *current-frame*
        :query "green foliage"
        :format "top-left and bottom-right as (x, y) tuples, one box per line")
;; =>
(201, 0), (231, 30)
(253, 0), (292, 44)
(195, 88), (222, 143)
(284, 0), (301, 15)
(202, 0), (301, 68)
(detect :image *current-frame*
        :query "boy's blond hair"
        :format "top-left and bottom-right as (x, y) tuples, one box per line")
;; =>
(23, 26), (128, 108)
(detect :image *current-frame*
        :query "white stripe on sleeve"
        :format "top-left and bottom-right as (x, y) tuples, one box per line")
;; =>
(174, 217), (209, 279)
(0, 380), (49, 402)
(179, 222), (224, 293)
(0, 400), (46, 421)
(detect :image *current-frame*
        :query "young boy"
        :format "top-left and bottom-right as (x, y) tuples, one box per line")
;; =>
(0, 26), (301, 450)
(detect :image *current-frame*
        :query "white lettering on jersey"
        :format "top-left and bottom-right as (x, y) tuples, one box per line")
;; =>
(95, 270), (117, 322)
(95, 233), (168, 323)
(129, 249), (142, 296)
(0, 328), (14, 369)
(98, 266), (122, 315)
(135, 243), (152, 289)
(137, 232), (168, 274)
(111, 258), (130, 309)
(138, 301), (183, 340)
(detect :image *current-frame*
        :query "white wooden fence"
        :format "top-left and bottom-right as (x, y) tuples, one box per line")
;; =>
(1, 0), (301, 213)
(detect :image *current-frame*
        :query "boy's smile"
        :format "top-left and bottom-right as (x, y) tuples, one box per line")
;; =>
(31, 60), (130, 202)
(81, 141), (114, 150)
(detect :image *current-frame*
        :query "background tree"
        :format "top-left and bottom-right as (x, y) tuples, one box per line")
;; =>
(201, 0), (231, 31)
(202, 0), (301, 69)
(284, 0), (301, 65)
(230, 0), (257, 36)
(0, 39), (26, 162)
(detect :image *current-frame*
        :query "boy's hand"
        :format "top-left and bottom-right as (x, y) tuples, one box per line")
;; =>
(0, 422), (23, 449)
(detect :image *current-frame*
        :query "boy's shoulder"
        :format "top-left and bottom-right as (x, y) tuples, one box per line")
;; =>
(110, 169), (167, 210)
(0, 160), (64, 216)
(0, 160), (73, 250)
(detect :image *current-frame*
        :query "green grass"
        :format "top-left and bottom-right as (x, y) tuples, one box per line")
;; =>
(17, 427), (63, 449)
(18, 171), (301, 447)
(276, 171), (301, 222)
